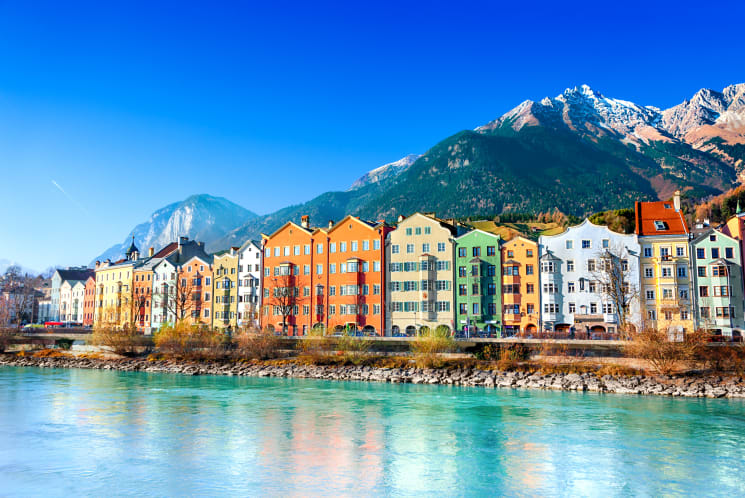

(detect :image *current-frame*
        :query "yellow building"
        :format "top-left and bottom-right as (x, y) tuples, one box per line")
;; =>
(211, 247), (240, 331)
(635, 193), (694, 335)
(93, 239), (140, 328)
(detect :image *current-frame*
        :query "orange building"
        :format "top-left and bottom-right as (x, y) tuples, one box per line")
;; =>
(323, 215), (391, 335)
(178, 254), (213, 327)
(501, 236), (540, 335)
(83, 276), (96, 326)
(132, 263), (156, 332)
(261, 216), (319, 335)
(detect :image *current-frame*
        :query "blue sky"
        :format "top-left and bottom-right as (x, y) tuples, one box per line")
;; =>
(1, 0), (744, 271)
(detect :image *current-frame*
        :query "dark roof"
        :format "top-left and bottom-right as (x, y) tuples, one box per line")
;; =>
(153, 242), (179, 258)
(57, 268), (95, 282)
(125, 237), (139, 256)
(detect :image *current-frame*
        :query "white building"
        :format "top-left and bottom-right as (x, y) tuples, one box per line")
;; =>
(151, 258), (178, 330)
(237, 240), (262, 329)
(59, 280), (85, 324)
(539, 219), (641, 336)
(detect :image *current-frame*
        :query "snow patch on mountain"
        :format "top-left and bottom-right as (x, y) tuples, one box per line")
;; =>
(348, 154), (422, 190)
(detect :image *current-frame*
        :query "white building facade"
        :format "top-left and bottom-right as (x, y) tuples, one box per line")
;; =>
(151, 259), (177, 330)
(237, 240), (262, 329)
(539, 219), (641, 336)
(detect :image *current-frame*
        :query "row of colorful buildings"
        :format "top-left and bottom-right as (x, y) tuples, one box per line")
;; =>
(37, 192), (745, 339)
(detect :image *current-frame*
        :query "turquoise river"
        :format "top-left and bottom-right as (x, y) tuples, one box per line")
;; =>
(1, 366), (744, 496)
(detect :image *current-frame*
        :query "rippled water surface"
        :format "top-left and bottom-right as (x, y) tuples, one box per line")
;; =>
(1, 367), (744, 496)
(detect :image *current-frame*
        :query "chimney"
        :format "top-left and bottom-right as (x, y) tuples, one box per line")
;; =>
(397, 215), (404, 223)
(301, 215), (309, 229)
(377, 219), (385, 225)
(179, 236), (188, 247)
(149, 247), (154, 257)
(328, 220), (334, 229)
(95, 261), (100, 269)
(673, 190), (681, 212)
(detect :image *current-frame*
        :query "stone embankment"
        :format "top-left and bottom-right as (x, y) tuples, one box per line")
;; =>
(2, 355), (744, 398)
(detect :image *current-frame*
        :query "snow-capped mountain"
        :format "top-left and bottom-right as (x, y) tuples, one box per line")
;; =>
(478, 83), (745, 150)
(92, 194), (257, 264)
(348, 154), (422, 190)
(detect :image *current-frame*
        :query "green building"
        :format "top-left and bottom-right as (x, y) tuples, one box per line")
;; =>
(691, 228), (744, 339)
(454, 230), (502, 337)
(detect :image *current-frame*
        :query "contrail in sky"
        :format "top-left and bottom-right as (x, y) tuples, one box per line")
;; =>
(51, 179), (91, 216)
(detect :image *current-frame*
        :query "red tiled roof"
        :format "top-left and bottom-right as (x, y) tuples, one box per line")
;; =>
(635, 200), (689, 236)
(153, 242), (178, 258)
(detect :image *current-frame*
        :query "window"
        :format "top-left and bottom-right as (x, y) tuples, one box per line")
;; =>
(424, 227), (431, 235)
(543, 283), (558, 294)
(351, 241), (358, 251)
(541, 261), (555, 273)
(681, 309), (689, 320)
(405, 228), (412, 236)
(503, 265), (519, 276)
(304, 245), (311, 255)
(568, 302), (576, 313)
(374, 240), (380, 250)
(645, 267), (654, 278)
(436, 261), (449, 271)
(340, 242), (347, 252)
(680, 289), (689, 300)
(526, 283), (534, 294)
(713, 286), (731, 297)
(373, 304), (381, 315)
(587, 259), (596, 272)
(698, 267), (706, 277)
(567, 282), (575, 293)
(527, 304), (535, 314)
(329, 286), (336, 296)
(544, 303), (559, 313)
(503, 284), (518, 294)
(294, 245), (300, 255)
(406, 244), (414, 253)
(437, 243), (446, 252)
(676, 246), (685, 257)
(654, 220), (668, 231)
(590, 303), (598, 314)
(660, 247), (670, 258)
(459, 303), (467, 314)
(647, 309), (656, 320)
(390, 281), (401, 291)
(526, 264), (534, 275)
(507, 250), (514, 258)
(274, 247), (280, 257)
(582, 240), (591, 249)
(459, 284), (467, 296)
(487, 283), (496, 295)
(588, 281), (597, 293)
(317, 243), (324, 254)
(712, 265), (728, 276)
(422, 243), (430, 253)
(471, 265), (479, 277)
(566, 240), (573, 249)
(699, 286), (709, 297)
(602, 239), (609, 249)
(392, 244), (399, 254)
(472, 247), (481, 257)
(329, 305), (336, 315)
(415, 227), (421, 235)
(471, 283), (480, 295)
(566, 260), (575, 272)
(435, 280), (449, 291)
(487, 265), (496, 277)
(487, 246), (496, 256)
(726, 247), (734, 259)
(676, 266), (686, 278)
(458, 247), (467, 257)
(329, 263), (336, 274)
(373, 284), (380, 295)
(330, 242), (336, 253)
(661, 267), (672, 278)
(662, 288), (673, 299)
(374, 261), (381, 272)
(316, 264), (323, 275)
(265, 248), (271, 258)
(711, 248), (720, 259)
(643, 247), (652, 258)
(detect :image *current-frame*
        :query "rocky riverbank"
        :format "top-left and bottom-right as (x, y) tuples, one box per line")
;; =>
(2, 354), (744, 398)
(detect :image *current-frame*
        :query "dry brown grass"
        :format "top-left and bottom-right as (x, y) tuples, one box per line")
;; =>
(154, 322), (228, 360)
(90, 325), (152, 356)
(625, 329), (707, 375)
(412, 329), (456, 368)
(234, 328), (282, 360)
(32, 349), (69, 358)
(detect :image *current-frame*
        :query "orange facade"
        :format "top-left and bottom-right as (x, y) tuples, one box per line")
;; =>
(132, 268), (154, 331)
(178, 255), (213, 327)
(261, 220), (317, 335)
(83, 276), (96, 326)
(501, 236), (540, 335)
(323, 216), (390, 335)
(260, 215), (391, 336)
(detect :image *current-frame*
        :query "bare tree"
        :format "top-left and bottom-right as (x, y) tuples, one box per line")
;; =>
(153, 277), (197, 324)
(264, 272), (308, 335)
(593, 244), (639, 339)
(1, 266), (37, 329)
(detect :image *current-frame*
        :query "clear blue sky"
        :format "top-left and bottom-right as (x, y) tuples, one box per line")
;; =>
(1, 0), (744, 271)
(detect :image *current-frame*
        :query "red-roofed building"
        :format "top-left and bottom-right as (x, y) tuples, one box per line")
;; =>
(635, 191), (694, 335)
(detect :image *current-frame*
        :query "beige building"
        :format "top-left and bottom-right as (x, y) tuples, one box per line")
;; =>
(385, 213), (460, 336)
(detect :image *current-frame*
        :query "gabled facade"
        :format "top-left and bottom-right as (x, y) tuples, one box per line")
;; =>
(132, 255), (159, 333)
(212, 248), (239, 331)
(179, 254), (213, 328)
(151, 258), (177, 330)
(237, 240), (262, 329)
(500, 236), (540, 335)
(635, 192), (694, 334)
(454, 230), (502, 337)
(691, 229), (744, 338)
(385, 213), (459, 336)
(323, 215), (391, 335)
(539, 219), (641, 336)
(52, 266), (94, 322)
(261, 217), (317, 335)
(83, 276), (95, 326)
